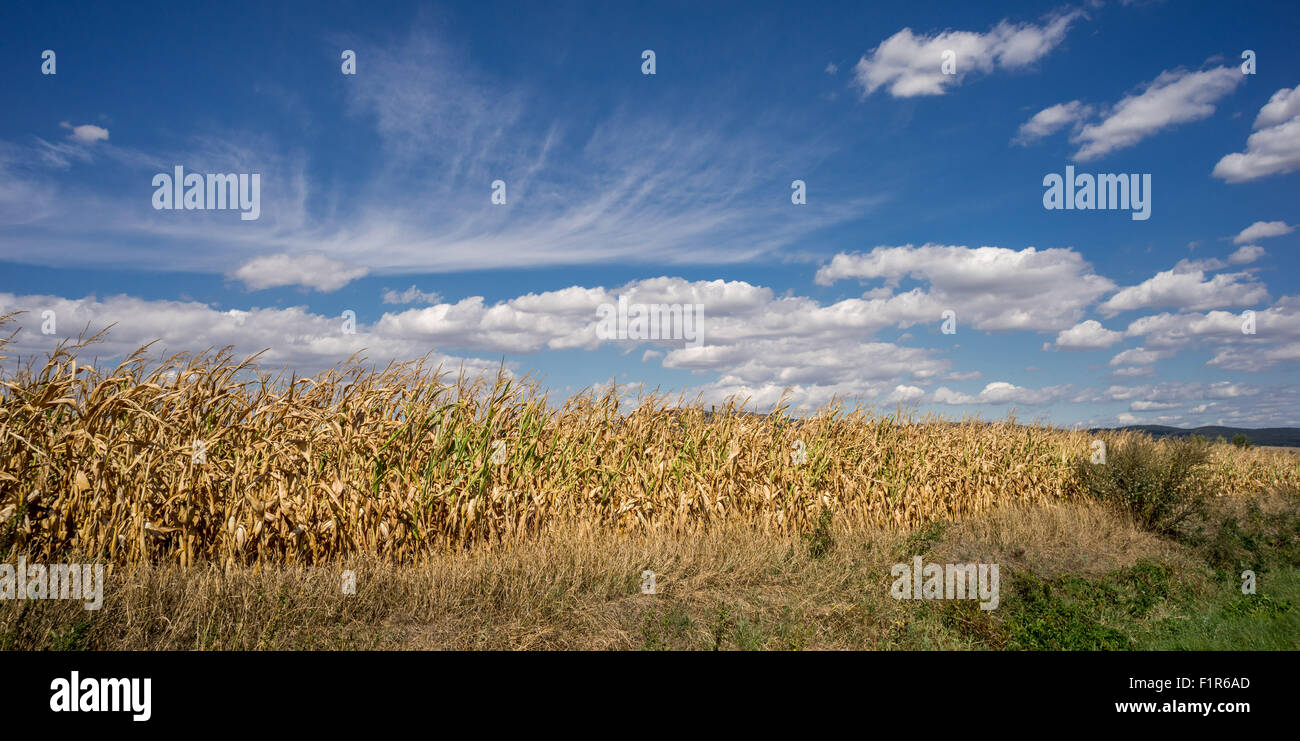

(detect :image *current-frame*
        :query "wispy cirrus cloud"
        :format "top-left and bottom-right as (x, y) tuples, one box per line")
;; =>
(0, 26), (879, 290)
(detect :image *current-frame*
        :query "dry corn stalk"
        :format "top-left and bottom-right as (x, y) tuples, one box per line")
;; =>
(0, 312), (1295, 566)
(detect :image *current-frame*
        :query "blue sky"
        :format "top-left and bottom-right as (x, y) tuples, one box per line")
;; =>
(2, 0), (1298, 427)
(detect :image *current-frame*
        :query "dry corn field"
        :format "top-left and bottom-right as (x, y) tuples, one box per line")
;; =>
(2, 313), (1297, 568)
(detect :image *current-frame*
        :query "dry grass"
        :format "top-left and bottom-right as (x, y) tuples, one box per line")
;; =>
(1, 502), (1190, 650)
(930, 502), (1188, 578)
(1, 312), (1296, 569)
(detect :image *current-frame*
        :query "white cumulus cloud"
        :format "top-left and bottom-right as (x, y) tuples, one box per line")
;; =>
(1014, 100), (1092, 144)
(60, 121), (109, 144)
(232, 253), (370, 292)
(1233, 220), (1292, 244)
(1098, 267), (1268, 316)
(816, 244), (1114, 330)
(1071, 66), (1242, 161)
(852, 11), (1081, 98)
(1214, 84), (1300, 182)
(1049, 319), (1122, 350)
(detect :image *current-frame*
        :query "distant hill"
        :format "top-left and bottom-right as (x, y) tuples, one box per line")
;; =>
(1095, 425), (1300, 448)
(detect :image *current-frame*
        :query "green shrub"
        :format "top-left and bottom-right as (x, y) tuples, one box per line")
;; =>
(1221, 594), (1293, 618)
(1181, 498), (1300, 577)
(1076, 435), (1212, 536)
(803, 507), (834, 559)
(893, 519), (947, 561)
(1001, 571), (1134, 650)
(1231, 433), (1253, 449)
